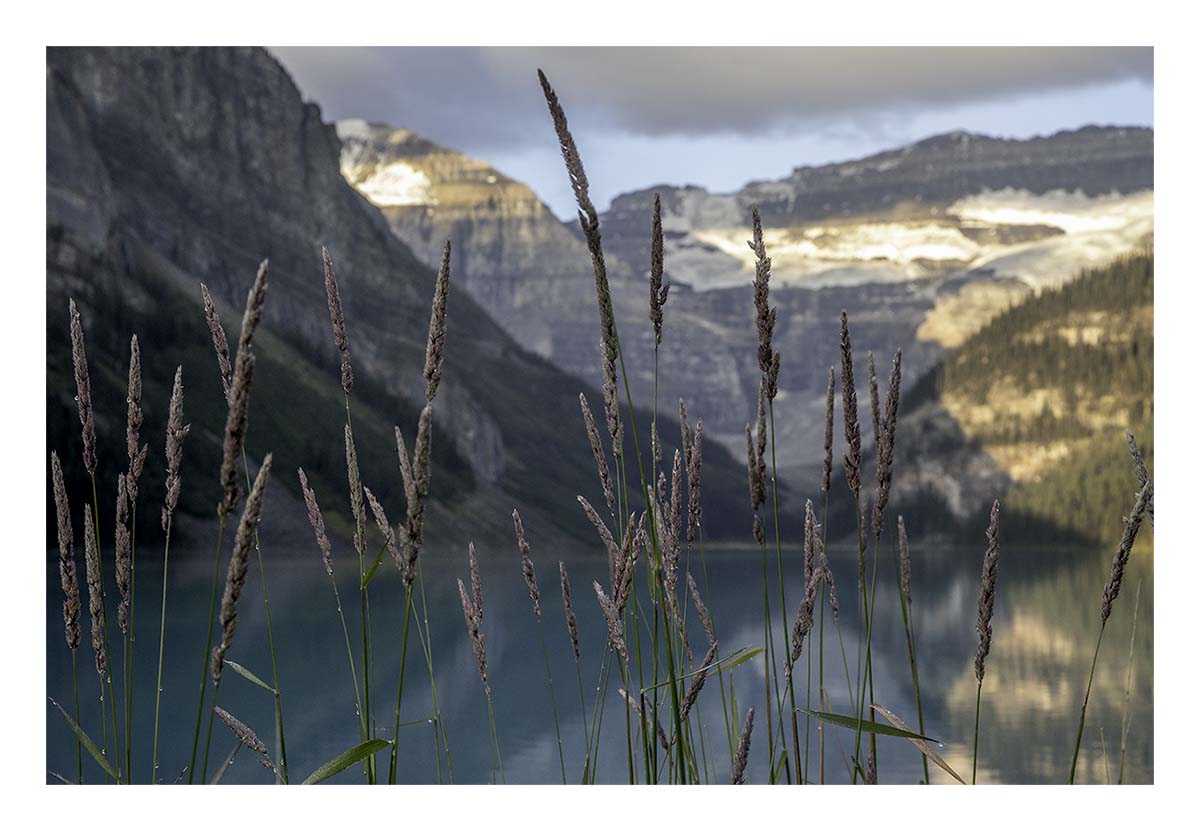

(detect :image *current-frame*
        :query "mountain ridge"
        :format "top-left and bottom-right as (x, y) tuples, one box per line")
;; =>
(46, 46), (748, 554)
(337, 116), (1152, 482)
(601, 124), (1152, 209)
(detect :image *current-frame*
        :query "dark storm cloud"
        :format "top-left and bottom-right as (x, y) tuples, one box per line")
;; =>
(272, 46), (1150, 149)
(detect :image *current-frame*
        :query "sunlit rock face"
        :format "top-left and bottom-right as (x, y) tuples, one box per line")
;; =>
(338, 119), (620, 363)
(339, 121), (1151, 492)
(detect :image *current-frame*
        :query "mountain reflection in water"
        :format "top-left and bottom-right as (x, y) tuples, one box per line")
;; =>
(45, 540), (1151, 784)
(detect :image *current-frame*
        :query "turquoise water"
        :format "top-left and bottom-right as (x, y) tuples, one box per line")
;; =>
(45, 538), (1152, 784)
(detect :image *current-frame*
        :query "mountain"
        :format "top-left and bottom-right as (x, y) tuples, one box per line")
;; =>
(45, 46), (747, 554)
(335, 119), (654, 391)
(337, 121), (1152, 486)
(867, 251), (1154, 545)
(599, 127), (1152, 294)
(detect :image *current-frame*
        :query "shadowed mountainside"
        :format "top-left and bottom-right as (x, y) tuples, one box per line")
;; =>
(46, 46), (749, 554)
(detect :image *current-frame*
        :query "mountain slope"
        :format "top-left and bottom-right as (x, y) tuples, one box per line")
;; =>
(878, 252), (1153, 545)
(45, 46), (747, 552)
(599, 127), (1152, 291)
(338, 121), (1152, 482)
(333, 117), (671, 409)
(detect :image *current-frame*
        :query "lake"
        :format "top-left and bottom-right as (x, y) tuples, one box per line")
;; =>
(45, 538), (1153, 784)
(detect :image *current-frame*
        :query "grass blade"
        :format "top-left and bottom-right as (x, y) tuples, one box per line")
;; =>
(50, 697), (118, 780)
(302, 738), (391, 784)
(641, 647), (765, 693)
(208, 743), (241, 785)
(715, 647), (766, 675)
(225, 659), (277, 694)
(361, 541), (389, 589)
(871, 704), (964, 784)
(798, 707), (940, 743)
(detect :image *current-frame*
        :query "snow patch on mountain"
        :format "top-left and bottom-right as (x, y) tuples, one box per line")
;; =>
(336, 119), (435, 207)
(957, 189), (1153, 289)
(349, 161), (434, 207)
(660, 188), (1152, 291)
(951, 188), (1152, 235)
(672, 222), (979, 289)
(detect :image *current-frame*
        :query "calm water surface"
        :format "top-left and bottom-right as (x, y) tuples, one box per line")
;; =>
(46, 539), (1152, 784)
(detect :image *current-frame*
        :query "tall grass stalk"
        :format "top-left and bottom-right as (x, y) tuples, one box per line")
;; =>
(748, 210), (790, 782)
(860, 349), (901, 783)
(893, 518), (929, 783)
(69, 298), (122, 779)
(854, 457), (882, 776)
(458, 551), (502, 782)
(386, 588), (413, 782)
(813, 367), (836, 782)
(1117, 580), (1142, 784)
(849, 502), (874, 782)
(538, 632), (567, 783)
(835, 310), (875, 783)
(698, 546), (737, 767)
(645, 192), (667, 785)
(343, 411), (375, 785)
(299, 467), (367, 779)
(152, 367), (188, 782)
(541, 67), (695, 784)
(768, 401), (801, 783)
(151, 511), (176, 783)
(52, 450), (84, 783)
(314, 250), (370, 779)
(972, 500), (1001, 784)
(92, 476), (124, 782)
(121, 334), (147, 783)
(123, 500), (136, 782)
(585, 648), (614, 783)
(71, 651), (82, 782)
(1070, 480), (1151, 783)
(365, 240), (452, 785)
(187, 522), (225, 784)
(629, 581), (650, 784)
(413, 561), (455, 781)
(191, 261), (267, 782)
(242, 448), (288, 782)
(558, 558), (594, 780)
(513, 510), (567, 783)
(750, 213), (796, 780)
(201, 455), (273, 782)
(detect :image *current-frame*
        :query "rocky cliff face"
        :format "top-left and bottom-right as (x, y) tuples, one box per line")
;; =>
(339, 120), (1152, 485)
(598, 128), (1151, 298)
(337, 120), (635, 361)
(46, 47), (749, 551)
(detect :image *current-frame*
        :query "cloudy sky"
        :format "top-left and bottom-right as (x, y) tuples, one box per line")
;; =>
(272, 47), (1153, 218)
